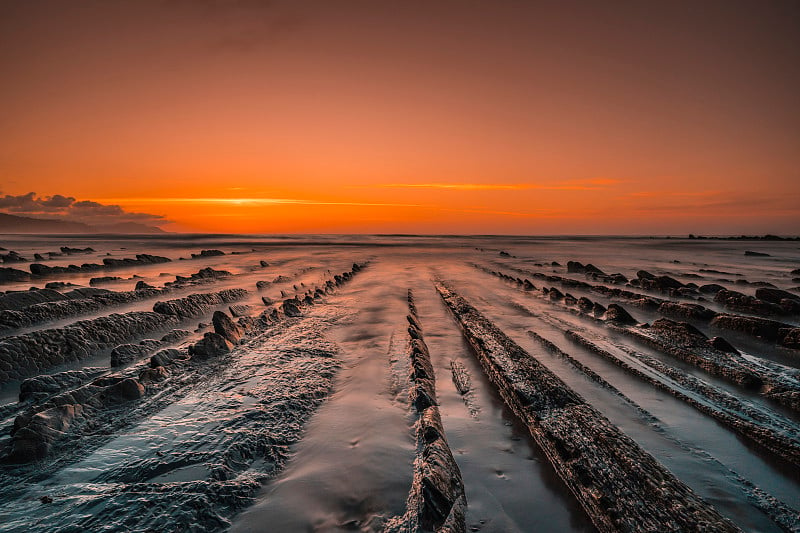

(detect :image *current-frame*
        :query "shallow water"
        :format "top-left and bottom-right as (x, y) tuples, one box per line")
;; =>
(0, 235), (798, 532)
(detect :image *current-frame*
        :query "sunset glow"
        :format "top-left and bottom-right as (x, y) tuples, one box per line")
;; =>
(1, 1), (798, 234)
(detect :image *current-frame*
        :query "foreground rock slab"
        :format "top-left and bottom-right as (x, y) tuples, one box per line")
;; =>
(436, 283), (738, 533)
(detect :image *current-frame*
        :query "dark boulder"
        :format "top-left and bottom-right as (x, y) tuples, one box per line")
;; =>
(592, 302), (607, 317)
(282, 299), (302, 317)
(658, 302), (717, 322)
(567, 261), (585, 273)
(104, 378), (145, 402)
(699, 284), (725, 294)
(755, 287), (800, 304)
(150, 348), (186, 368)
(744, 251), (770, 257)
(0, 267), (30, 282)
(212, 310), (242, 344)
(605, 304), (637, 325)
(191, 249), (225, 258)
(90, 276), (122, 286)
(708, 336), (739, 354)
(188, 332), (232, 357)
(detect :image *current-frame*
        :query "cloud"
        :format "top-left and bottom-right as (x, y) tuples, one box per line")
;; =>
(0, 192), (168, 227)
(373, 179), (622, 191)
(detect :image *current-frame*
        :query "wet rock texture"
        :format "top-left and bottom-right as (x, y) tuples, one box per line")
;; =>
(437, 283), (738, 533)
(490, 260), (800, 351)
(0, 288), (247, 384)
(0, 262), (374, 533)
(0, 268), (238, 336)
(385, 291), (466, 533)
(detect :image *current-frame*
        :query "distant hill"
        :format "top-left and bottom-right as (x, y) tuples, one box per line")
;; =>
(0, 213), (166, 234)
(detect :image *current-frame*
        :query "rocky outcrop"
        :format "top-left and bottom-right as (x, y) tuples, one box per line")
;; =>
(110, 339), (162, 367)
(385, 290), (466, 533)
(153, 288), (247, 319)
(19, 367), (106, 402)
(566, 329), (800, 469)
(211, 311), (242, 344)
(437, 284), (737, 532)
(604, 303), (637, 325)
(714, 289), (786, 317)
(90, 276), (122, 286)
(0, 288), (246, 384)
(191, 249), (225, 258)
(0, 267), (30, 282)
(29, 254), (170, 278)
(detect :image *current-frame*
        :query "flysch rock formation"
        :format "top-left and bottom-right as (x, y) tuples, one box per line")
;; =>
(436, 282), (739, 533)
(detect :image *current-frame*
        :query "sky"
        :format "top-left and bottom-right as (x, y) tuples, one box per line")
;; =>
(1, 0), (798, 234)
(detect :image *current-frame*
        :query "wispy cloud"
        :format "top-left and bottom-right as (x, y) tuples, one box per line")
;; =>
(93, 197), (426, 208)
(373, 179), (621, 191)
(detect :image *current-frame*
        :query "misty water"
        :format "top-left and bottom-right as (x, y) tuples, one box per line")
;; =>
(0, 235), (798, 532)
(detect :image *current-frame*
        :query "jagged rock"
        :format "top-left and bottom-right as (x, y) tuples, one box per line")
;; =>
(104, 378), (145, 402)
(44, 281), (75, 289)
(261, 296), (274, 305)
(710, 314), (788, 343)
(259, 260), (269, 267)
(90, 276), (122, 286)
(0, 311), (184, 385)
(153, 288), (247, 318)
(567, 261), (585, 273)
(256, 281), (271, 290)
(19, 368), (105, 402)
(110, 340), (162, 367)
(592, 302), (606, 317)
(708, 336), (739, 354)
(139, 366), (168, 383)
(699, 283), (725, 294)
(60, 246), (94, 254)
(658, 302), (717, 322)
(212, 311), (242, 344)
(548, 287), (564, 301)
(714, 289), (784, 316)
(0, 289), (68, 310)
(756, 287), (800, 304)
(577, 297), (593, 313)
(191, 249), (225, 258)
(605, 304), (637, 325)
(637, 270), (656, 280)
(0, 267), (31, 282)
(150, 348), (185, 368)
(189, 332), (232, 357)
(9, 404), (83, 462)
(781, 328), (800, 349)
(650, 318), (707, 341)
(282, 299), (301, 317)
(135, 280), (155, 290)
(228, 304), (252, 317)
(584, 264), (605, 276)
(272, 275), (291, 283)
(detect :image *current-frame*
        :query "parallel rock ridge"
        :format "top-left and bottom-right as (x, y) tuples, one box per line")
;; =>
(0, 288), (247, 384)
(480, 264), (800, 414)
(436, 283), (738, 533)
(488, 261), (800, 350)
(385, 290), (466, 533)
(0, 267), (235, 335)
(5, 264), (367, 466)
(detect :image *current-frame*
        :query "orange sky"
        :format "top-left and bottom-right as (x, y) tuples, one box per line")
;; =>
(1, 1), (798, 234)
